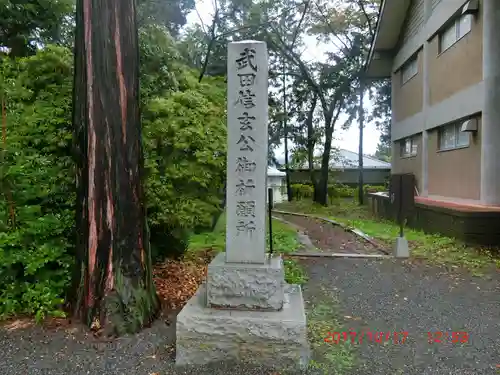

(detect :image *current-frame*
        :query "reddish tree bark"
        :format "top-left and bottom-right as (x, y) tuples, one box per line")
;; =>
(72, 0), (159, 335)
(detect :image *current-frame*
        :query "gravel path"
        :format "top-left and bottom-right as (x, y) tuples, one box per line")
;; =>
(3, 259), (497, 375)
(1, 314), (306, 375)
(302, 257), (500, 374)
(277, 214), (500, 373)
(2, 215), (499, 374)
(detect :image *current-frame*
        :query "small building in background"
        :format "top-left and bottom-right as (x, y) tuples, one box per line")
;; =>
(276, 149), (391, 186)
(267, 166), (287, 203)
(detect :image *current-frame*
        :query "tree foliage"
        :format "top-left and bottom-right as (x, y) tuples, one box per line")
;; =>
(0, 46), (75, 320)
(0, 0), (388, 322)
(188, 0), (386, 204)
(0, 0), (74, 57)
(370, 78), (391, 160)
(137, 0), (196, 36)
(0, 16), (226, 320)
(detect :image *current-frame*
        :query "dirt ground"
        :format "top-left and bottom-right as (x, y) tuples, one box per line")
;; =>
(273, 213), (381, 254)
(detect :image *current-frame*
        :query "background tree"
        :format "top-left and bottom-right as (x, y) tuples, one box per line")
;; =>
(266, 3), (361, 204)
(370, 78), (392, 162)
(137, 0), (196, 36)
(0, 0), (74, 57)
(287, 83), (321, 184)
(188, 0), (380, 205)
(72, 0), (158, 334)
(159, 0), (387, 207)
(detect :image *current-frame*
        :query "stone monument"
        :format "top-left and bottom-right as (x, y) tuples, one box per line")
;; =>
(175, 40), (310, 368)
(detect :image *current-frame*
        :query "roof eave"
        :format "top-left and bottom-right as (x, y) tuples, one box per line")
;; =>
(365, 0), (412, 79)
(364, 0), (387, 72)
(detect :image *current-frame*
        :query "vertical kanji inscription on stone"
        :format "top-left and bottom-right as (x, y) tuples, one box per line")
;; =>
(226, 41), (268, 264)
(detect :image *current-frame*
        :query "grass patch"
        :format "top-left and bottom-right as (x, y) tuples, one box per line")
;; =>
(306, 287), (355, 374)
(187, 212), (308, 285)
(283, 259), (308, 285)
(276, 199), (499, 275)
(270, 218), (302, 254)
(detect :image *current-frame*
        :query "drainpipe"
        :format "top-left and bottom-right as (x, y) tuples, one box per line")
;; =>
(421, 0), (432, 197)
(480, 0), (500, 205)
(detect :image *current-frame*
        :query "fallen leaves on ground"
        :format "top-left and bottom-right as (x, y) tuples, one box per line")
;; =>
(1, 315), (80, 334)
(153, 250), (216, 310)
(3, 250), (215, 329)
(2, 318), (33, 331)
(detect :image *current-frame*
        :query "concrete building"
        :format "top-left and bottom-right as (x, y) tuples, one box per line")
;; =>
(366, 0), (500, 207)
(366, 0), (500, 245)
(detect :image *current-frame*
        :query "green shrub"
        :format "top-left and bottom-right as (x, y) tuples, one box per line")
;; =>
(353, 184), (387, 202)
(290, 184), (314, 200)
(0, 46), (75, 321)
(327, 184), (355, 199)
(288, 183), (386, 204)
(143, 80), (227, 260)
(295, 180), (314, 186)
(0, 36), (227, 320)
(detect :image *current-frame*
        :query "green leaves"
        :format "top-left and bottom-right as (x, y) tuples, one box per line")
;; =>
(137, 0), (195, 36)
(143, 83), (227, 233)
(0, 0), (74, 57)
(0, 22), (229, 320)
(0, 46), (81, 320)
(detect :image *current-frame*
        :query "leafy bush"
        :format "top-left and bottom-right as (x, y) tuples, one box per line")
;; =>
(0, 32), (227, 320)
(353, 184), (387, 201)
(0, 46), (75, 321)
(290, 184), (314, 200)
(327, 184), (355, 199)
(140, 27), (226, 260)
(288, 183), (386, 204)
(143, 74), (226, 260)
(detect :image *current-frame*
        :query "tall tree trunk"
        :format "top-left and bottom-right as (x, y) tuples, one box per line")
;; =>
(314, 121), (333, 206)
(72, 0), (159, 335)
(358, 77), (365, 205)
(282, 60), (293, 202)
(306, 93), (318, 190)
(313, 95), (344, 205)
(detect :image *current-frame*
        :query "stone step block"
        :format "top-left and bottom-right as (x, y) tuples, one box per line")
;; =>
(176, 282), (309, 369)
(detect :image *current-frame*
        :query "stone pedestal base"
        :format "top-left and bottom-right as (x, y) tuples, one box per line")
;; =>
(176, 283), (310, 369)
(206, 252), (285, 311)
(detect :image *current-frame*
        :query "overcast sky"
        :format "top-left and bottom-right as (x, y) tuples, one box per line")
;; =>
(185, 0), (381, 157)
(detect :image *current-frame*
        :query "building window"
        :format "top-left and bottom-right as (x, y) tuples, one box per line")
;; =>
(400, 137), (418, 157)
(438, 122), (470, 150)
(439, 14), (473, 53)
(401, 55), (418, 84)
